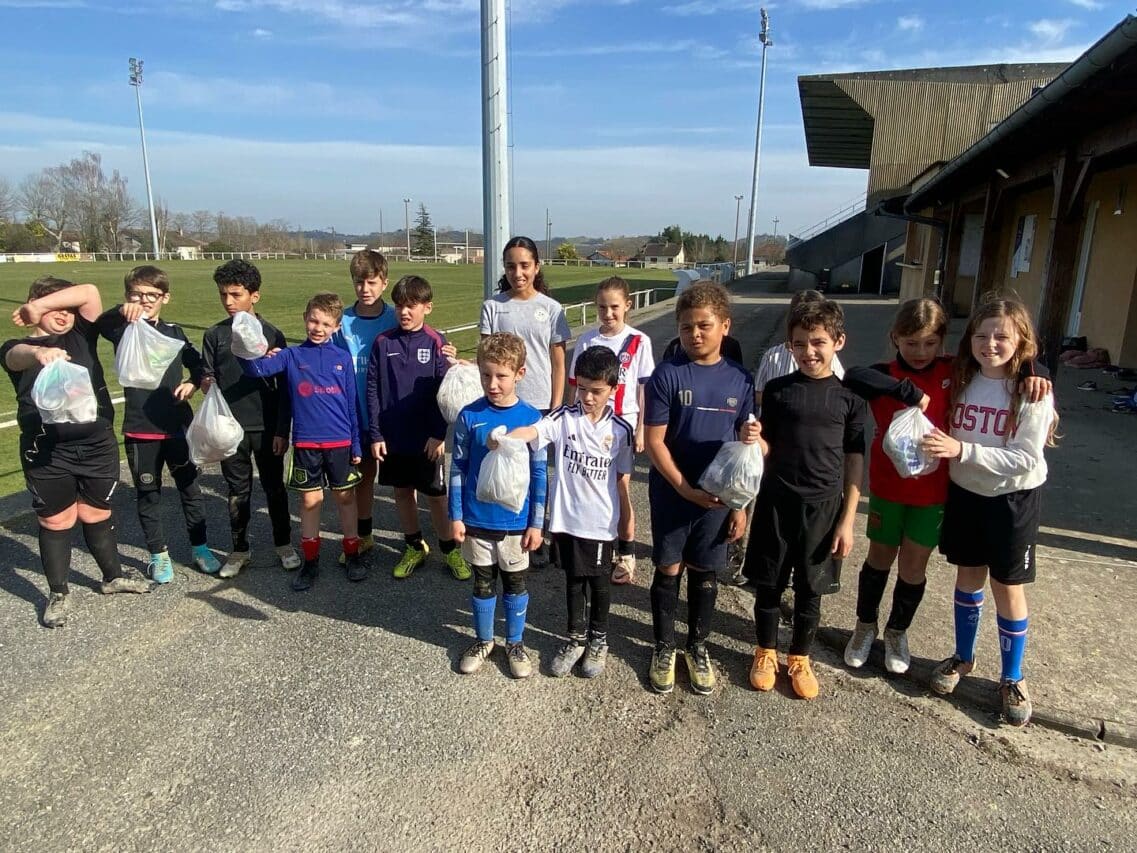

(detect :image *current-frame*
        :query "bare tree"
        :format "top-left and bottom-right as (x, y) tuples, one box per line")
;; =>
(169, 211), (190, 239)
(0, 176), (13, 223)
(190, 210), (212, 243)
(100, 170), (139, 252)
(19, 173), (69, 250)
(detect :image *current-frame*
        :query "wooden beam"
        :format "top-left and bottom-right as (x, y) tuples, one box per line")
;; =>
(1037, 150), (1085, 372)
(973, 180), (1003, 303)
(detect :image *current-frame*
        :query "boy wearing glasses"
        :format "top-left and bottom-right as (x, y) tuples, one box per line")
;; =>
(96, 265), (220, 582)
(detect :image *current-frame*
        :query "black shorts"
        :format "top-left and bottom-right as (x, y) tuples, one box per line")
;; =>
(940, 481), (1040, 585)
(288, 446), (361, 492)
(742, 485), (844, 596)
(649, 476), (730, 572)
(554, 532), (615, 578)
(377, 451), (446, 496)
(20, 428), (120, 518)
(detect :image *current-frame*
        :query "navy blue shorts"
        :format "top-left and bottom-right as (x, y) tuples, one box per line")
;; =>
(377, 451), (446, 496)
(649, 476), (730, 571)
(288, 446), (361, 492)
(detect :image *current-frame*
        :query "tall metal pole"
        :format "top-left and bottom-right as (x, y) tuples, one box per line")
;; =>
(744, 9), (773, 277)
(732, 194), (744, 269)
(772, 216), (780, 239)
(545, 208), (551, 261)
(481, 0), (512, 299)
(403, 198), (411, 259)
(128, 58), (161, 260)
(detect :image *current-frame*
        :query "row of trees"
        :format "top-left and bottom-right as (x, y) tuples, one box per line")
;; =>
(657, 225), (786, 265)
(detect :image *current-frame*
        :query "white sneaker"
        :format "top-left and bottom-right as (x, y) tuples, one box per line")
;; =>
(883, 628), (911, 674)
(844, 620), (877, 669)
(219, 550), (251, 579)
(275, 545), (301, 571)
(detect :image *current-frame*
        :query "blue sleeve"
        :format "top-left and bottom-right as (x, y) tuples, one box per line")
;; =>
(343, 352), (361, 459)
(449, 412), (471, 522)
(527, 434), (548, 529)
(242, 347), (288, 378)
(366, 337), (384, 445)
(644, 367), (674, 427)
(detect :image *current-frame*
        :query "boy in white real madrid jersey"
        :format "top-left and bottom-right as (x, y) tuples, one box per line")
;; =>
(494, 347), (633, 678)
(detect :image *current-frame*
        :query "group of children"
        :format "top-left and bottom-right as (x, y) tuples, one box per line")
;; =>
(3, 236), (1056, 726)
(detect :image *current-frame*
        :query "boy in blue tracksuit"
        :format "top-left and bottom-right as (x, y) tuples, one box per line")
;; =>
(450, 332), (547, 679)
(367, 275), (470, 581)
(241, 291), (363, 591)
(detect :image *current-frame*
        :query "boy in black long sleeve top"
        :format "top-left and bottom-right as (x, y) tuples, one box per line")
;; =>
(201, 259), (298, 578)
(97, 265), (219, 582)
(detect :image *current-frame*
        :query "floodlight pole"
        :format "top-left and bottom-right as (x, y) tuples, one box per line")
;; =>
(732, 194), (744, 269)
(481, 0), (512, 299)
(744, 9), (772, 277)
(403, 198), (411, 259)
(128, 58), (161, 260)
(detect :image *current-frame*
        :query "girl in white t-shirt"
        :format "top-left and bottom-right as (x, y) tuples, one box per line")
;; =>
(568, 276), (655, 584)
(921, 297), (1058, 728)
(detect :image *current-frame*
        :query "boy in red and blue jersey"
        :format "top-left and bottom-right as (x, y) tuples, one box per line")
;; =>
(366, 275), (470, 581)
(241, 291), (363, 591)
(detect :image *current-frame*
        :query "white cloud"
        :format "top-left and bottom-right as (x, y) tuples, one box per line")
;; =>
(252, 27), (272, 38)
(1066, 0), (1102, 9)
(896, 15), (923, 33)
(799, 0), (871, 9)
(0, 111), (867, 238)
(1029, 18), (1075, 44)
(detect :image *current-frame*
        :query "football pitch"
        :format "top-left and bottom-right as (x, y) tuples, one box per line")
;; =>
(0, 259), (677, 497)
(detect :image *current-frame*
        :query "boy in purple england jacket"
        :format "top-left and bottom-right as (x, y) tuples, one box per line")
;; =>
(241, 291), (363, 591)
(367, 275), (470, 581)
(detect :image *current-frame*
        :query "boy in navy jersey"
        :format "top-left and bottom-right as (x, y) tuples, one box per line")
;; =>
(367, 275), (469, 581)
(743, 299), (866, 700)
(644, 282), (762, 695)
(333, 250), (396, 563)
(96, 265), (219, 583)
(450, 333), (547, 679)
(241, 292), (363, 591)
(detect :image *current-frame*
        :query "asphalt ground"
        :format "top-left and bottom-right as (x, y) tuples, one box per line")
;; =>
(0, 276), (1133, 850)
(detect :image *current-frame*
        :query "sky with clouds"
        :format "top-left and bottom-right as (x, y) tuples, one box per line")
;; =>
(0, 0), (1126, 239)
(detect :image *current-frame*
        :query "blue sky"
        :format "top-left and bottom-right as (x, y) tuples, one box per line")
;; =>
(0, 0), (1125, 239)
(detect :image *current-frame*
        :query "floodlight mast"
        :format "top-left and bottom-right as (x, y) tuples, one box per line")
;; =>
(481, 0), (511, 300)
(744, 9), (773, 277)
(403, 198), (412, 259)
(129, 58), (161, 260)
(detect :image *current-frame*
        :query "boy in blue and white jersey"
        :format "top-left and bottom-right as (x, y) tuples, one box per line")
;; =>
(333, 250), (396, 561)
(450, 333), (547, 679)
(366, 275), (469, 582)
(644, 282), (763, 696)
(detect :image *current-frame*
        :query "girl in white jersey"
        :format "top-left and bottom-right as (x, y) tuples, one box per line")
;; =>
(568, 276), (654, 584)
(921, 297), (1057, 727)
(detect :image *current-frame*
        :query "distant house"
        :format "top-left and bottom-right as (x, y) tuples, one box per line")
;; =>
(346, 242), (368, 252)
(587, 250), (615, 266)
(638, 242), (685, 269)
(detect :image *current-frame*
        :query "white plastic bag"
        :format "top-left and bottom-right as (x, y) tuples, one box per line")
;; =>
(476, 426), (530, 513)
(186, 385), (245, 466)
(32, 359), (98, 424)
(437, 362), (482, 423)
(230, 311), (269, 359)
(883, 406), (940, 479)
(116, 318), (185, 390)
(700, 416), (764, 510)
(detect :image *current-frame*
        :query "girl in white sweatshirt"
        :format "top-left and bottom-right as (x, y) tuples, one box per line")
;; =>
(921, 297), (1057, 727)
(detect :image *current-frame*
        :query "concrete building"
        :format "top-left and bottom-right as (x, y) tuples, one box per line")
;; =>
(902, 15), (1137, 368)
(788, 63), (1065, 294)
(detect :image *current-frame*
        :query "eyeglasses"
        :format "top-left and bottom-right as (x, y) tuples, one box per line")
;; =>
(126, 290), (164, 303)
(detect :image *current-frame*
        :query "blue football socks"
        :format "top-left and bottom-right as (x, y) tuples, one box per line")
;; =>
(471, 594), (496, 643)
(997, 614), (1029, 682)
(502, 592), (529, 645)
(953, 588), (984, 663)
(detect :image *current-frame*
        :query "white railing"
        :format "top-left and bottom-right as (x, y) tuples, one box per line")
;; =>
(787, 191), (868, 245)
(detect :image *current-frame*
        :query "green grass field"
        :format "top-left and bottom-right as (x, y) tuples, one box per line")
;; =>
(0, 259), (676, 496)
